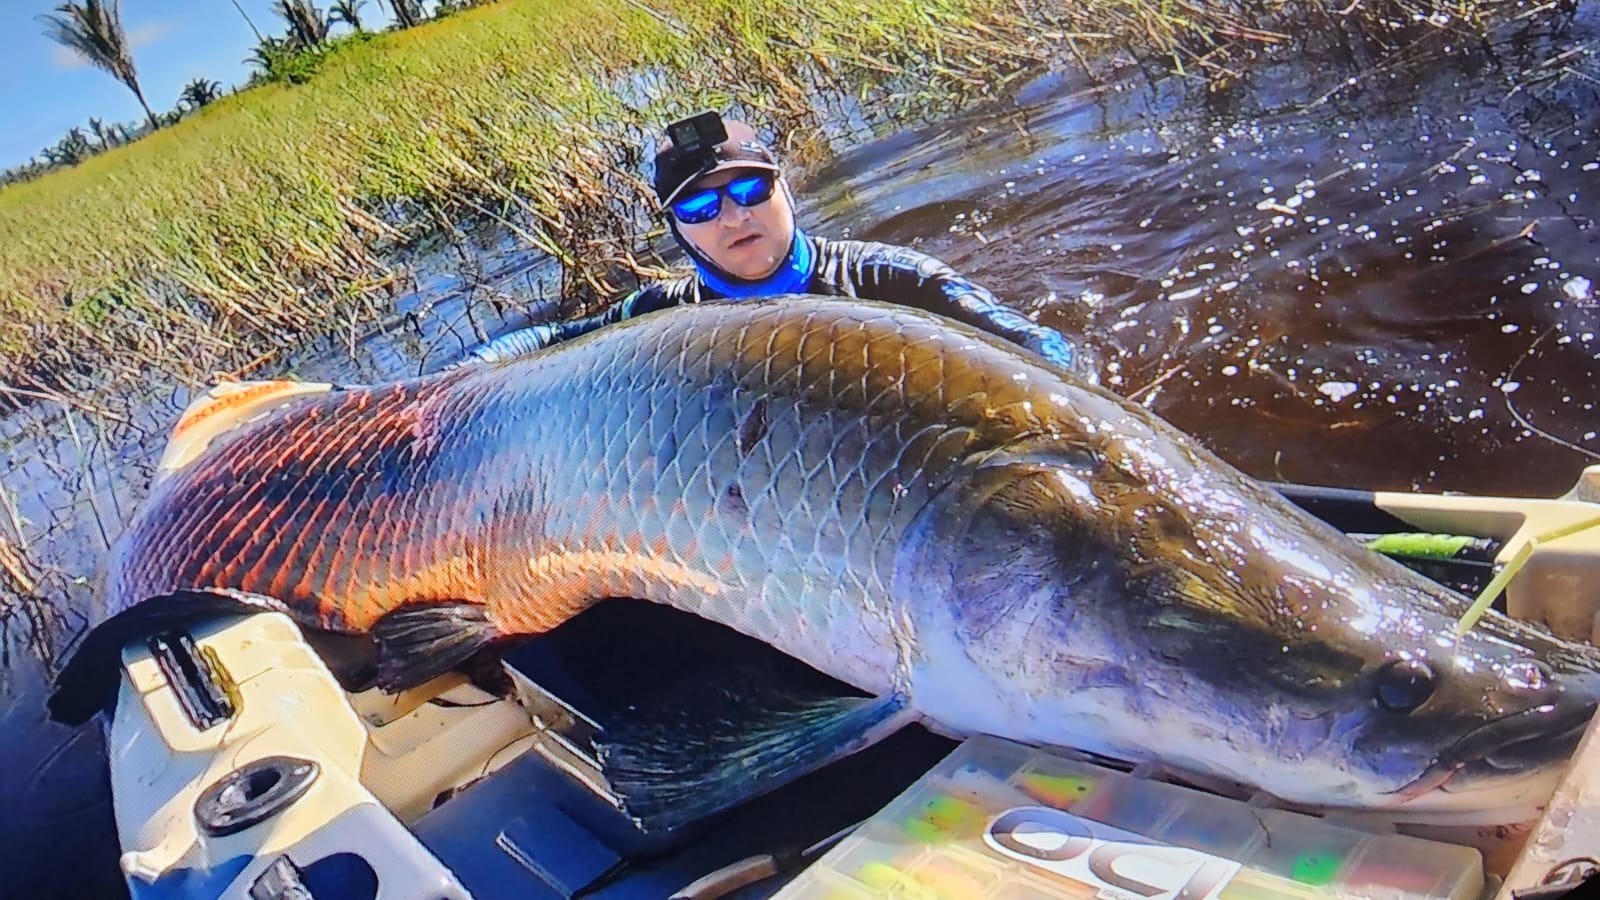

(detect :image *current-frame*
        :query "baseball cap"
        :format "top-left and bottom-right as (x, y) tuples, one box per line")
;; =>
(652, 114), (781, 206)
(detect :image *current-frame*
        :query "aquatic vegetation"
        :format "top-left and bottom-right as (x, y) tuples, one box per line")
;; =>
(0, 0), (1549, 404)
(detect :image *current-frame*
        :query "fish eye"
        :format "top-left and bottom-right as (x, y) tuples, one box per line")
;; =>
(1375, 659), (1436, 713)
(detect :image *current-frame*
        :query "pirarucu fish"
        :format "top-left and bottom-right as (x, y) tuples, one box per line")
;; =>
(53, 297), (1600, 827)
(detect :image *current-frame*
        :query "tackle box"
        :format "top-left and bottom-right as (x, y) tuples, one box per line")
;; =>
(776, 736), (1487, 900)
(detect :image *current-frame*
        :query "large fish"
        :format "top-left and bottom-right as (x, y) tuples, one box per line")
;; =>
(52, 297), (1600, 828)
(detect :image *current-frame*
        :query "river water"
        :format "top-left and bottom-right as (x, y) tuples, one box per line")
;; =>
(2, 6), (1597, 895)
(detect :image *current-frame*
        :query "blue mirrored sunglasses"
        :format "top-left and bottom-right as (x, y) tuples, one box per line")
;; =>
(670, 172), (777, 225)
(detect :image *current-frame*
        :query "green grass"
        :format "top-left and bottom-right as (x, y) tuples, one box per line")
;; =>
(0, 0), (1521, 394)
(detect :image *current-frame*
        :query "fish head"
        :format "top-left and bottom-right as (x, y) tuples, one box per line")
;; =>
(1108, 480), (1600, 821)
(899, 452), (1600, 822)
(1319, 576), (1600, 819)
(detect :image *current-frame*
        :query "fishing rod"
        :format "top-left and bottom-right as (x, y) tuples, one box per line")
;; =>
(1270, 481), (1502, 596)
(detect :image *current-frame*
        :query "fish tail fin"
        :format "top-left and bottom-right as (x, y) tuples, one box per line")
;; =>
(601, 692), (911, 831)
(371, 601), (502, 692)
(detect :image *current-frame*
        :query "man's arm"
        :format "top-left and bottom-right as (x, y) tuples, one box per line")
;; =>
(462, 283), (683, 365)
(838, 242), (1085, 375)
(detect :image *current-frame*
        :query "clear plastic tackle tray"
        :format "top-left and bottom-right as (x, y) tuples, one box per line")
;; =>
(776, 736), (1485, 900)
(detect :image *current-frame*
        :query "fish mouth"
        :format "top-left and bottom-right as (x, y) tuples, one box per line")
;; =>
(1388, 697), (1596, 804)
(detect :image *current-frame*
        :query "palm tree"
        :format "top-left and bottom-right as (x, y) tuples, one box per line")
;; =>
(273, 0), (330, 49)
(9, 156), (49, 183)
(38, 1), (159, 132)
(44, 127), (95, 166)
(64, 126), (94, 157)
(245, 36), (289, 77)
(229, 0), (265, 42)
(388, 0), (424, 28)
(87, 116), (116, 149)
(330, 0), (366, 31)
(178, 78), (224, 111)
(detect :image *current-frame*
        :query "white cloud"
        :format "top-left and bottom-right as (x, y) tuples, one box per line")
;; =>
(128, 21), (174, 49)
(49, 20), (176, 70)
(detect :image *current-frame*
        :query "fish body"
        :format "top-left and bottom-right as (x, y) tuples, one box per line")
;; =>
(95, 297), (1600, 822)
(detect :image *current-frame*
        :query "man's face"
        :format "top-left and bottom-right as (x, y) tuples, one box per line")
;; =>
(675, 168), (795, 281)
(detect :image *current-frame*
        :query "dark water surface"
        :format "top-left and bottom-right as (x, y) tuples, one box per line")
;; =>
(3, 7), (1598, 895)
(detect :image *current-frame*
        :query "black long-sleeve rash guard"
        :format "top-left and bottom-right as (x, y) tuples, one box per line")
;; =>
(466, 236), (1081, 372)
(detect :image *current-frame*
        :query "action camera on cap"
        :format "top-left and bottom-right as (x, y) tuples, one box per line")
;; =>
(666, 111), (728, 164)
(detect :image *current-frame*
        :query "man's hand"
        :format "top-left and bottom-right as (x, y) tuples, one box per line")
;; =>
(1025, 330), (1100, 384)
(1024, 330), (1077, 372)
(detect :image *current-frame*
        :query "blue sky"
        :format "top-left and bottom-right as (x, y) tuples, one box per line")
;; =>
(1, 1), (400, 170)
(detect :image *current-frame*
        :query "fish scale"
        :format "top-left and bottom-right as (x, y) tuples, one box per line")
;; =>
(94, 296), (1600, 824)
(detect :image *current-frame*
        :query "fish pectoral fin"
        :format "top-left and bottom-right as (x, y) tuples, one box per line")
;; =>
(598, 691), (912, 832)
(371, 601), (502, 693)
(49, 588), (293, 726)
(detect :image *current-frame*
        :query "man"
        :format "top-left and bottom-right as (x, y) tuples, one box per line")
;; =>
(467, 112), (1084, 374)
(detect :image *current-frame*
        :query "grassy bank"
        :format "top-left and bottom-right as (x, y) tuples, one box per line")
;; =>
(0, 0), (1530, 399)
